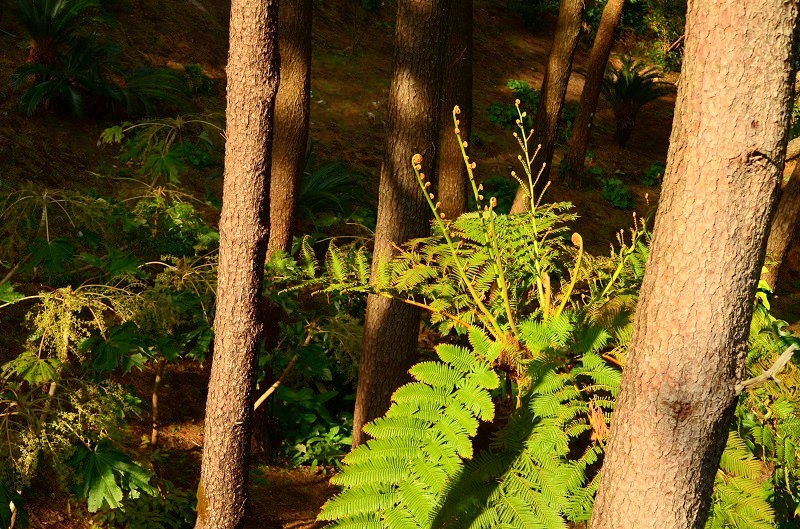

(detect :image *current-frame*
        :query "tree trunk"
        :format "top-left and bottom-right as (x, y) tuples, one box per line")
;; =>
(590, 2), (798, 528)
(436, 0), (472, 219)
(763, 160), (800, 289)
(195, 0), (279, 527)
(510, 0), (584, 214)
(267, 0), (312, 257)
(352, 0), (449, 448)
(563, 0), (626, 185)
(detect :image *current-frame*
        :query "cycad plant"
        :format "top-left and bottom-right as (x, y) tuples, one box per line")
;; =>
(11, 0), (190, 116)
(600, 56), (674, 147)
(15, 0), (100, 65)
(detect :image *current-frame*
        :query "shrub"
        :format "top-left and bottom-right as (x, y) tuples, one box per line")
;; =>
(487, 79), (539, 129)
(642, 161), (665, 186)
(600, 56), (674, 147)
(602, 178), (635, 209)
(11, 0), (191, 117)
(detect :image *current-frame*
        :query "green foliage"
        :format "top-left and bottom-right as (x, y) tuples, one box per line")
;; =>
(92, 480), (197, 529)
(297, 148), (373, 230)
(70, 440), (154, 512)
(506, 0), (559, 33)
(467, 175), (518, 215)
(487, 79), (539, 129)
(601, 56), (674, 147)
(99, 114), (223, 185)
(642, 161), (665, 186)
(10, 0), (191, 116)
(601, 178), (635, 209)
(308, 107), (800, 529)
(182, 64), (214, 96)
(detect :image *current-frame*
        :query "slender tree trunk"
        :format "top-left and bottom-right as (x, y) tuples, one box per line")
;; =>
(352, 0), (449, 448)
(763, 160), (800, 289)
(563, 0), (626, 185)
(267, 0), (312, 257)
(510, 0), (584, 213)
(195, 0), (279, 527)
(150, 357), (166, 447)
(590, 2), (798, 528)
(436, 0), (472, 219)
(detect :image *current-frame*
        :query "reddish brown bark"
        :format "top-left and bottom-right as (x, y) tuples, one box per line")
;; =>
(436, 0), (472, 219)
(511, 0), (584, 213)
(352, 0), (449, 448)
(589, 2), (798, 528)
(563, 0), (626, 185)
(763, 159), (800, 290)
(267, 0), (312, 257)
(195, 0), (280, 527)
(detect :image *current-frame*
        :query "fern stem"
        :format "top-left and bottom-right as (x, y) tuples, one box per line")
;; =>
(554, 233), (584, 318)
(412, 156), (504, 339)
(376, 292), (474, 330)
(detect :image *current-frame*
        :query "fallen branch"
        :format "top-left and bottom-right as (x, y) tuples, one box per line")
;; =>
(735, 343), (798, 395)
(253, 354), (299, 411)
(667, 34), (685, 53)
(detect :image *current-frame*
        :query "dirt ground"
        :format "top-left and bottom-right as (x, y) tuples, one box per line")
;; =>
(1, 0), (798, 527)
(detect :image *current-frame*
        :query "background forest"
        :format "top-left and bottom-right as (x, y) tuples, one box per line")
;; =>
(0, 0), (799, 528)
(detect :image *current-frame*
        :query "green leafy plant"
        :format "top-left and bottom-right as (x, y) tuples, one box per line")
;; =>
(182, 64), (214, 96)
(308, 105), (800, 529)
(92, 479), (197, 529)
(99, 114), (224, 185)
(10, 0), (191, 116)
(487, 79), (539, 129)
(602, 178), (635, 209)
(642, 161), (666, 186)
(600, 56), (674, 147)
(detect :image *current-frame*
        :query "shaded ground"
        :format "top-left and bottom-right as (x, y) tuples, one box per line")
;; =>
(1, 0), (798, 527)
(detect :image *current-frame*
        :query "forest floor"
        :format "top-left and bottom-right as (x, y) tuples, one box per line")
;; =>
(1, 0), (799, 527)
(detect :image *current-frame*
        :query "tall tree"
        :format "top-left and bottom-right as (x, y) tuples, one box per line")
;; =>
(763, 137), (800, 289)
(436, 0), (472, 219)
(267, 0), (312, 257)
(352, 0), (450, 448)
(510, 0), (584, 213)
(563, 0), (626, 185)
(590, 1), (798, 528)
(195, 0), (279, 527)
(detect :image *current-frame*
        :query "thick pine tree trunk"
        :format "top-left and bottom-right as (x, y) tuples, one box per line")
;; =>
(510, 0), (584, 213)
(195, 0), (279, 527)
(436, 0), (472, 219)
(590, 2), (798, 528)
(267, 0), (312, 257)
(352, 0), (449, 448)
(563, 0), (626, 185)
(763, 162), (800, 289)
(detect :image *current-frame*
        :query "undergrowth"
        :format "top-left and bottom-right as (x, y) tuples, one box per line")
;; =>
(301, 105), (800, 528)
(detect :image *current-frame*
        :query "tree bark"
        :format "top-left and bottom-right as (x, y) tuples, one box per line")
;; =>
(763, 159), (800, 289)
(352, 0), (449, 448)
(195, 0), (279, 527)
(510, 0), (584, 213)
(563, 0), (626, 185)
(436, 0), (472, 220)
(267, 0), (312, 257)
(590, 2), (798, 528)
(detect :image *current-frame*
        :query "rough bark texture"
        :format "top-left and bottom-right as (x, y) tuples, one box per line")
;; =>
(510, 0), (584, 213)
(352, 0), (449, 448)
(267, 0), (312, 257)
(563, 0), (626, 185)
(763, 161), (800, 289)
(436, 0), (472, 219)
(195, 0), (279, 527)
(589, 2), (797, 529)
